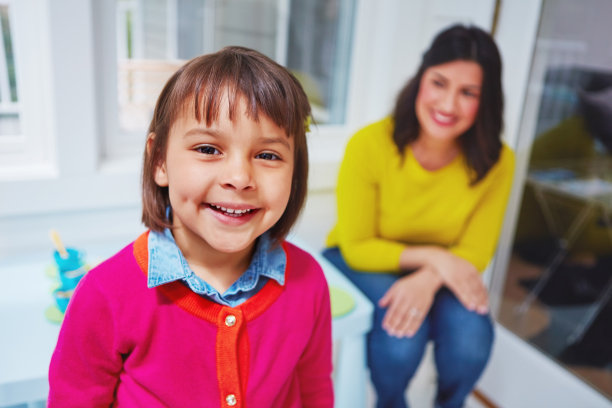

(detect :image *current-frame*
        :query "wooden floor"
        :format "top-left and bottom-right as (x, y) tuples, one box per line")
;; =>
(497, 253), (612, 400)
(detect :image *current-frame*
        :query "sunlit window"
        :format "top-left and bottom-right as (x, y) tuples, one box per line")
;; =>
(107, 0), (355, 159)
(0, 4), (20, 139)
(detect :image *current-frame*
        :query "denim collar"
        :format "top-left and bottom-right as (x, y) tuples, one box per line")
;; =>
(147, 229), (286, 305)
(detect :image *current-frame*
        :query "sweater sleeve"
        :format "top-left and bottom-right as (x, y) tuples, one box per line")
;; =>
(296, 269), (334, 407)
(48, 271), (122, 407)
(333, 122), (406, 271)
(449, 145), (516, 272)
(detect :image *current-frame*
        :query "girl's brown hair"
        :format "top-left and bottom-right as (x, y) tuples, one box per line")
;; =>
(392, 24), (504, 184)
(142, 46), (311, 243)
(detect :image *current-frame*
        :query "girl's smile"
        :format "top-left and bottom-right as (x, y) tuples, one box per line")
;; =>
(206, 202), (259, 223)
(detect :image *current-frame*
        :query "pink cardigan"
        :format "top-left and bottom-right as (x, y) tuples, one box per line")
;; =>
(48, 232), (333, 407)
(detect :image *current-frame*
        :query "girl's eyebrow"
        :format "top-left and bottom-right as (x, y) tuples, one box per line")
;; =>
(183, 127), (292, 150)
(183, 127), (220, 138)
(259, 135), (292, 150)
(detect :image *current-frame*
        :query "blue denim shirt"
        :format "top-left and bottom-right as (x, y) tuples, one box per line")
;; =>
(147, 229), (286, 307)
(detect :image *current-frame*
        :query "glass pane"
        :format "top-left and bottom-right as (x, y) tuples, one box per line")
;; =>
(498, 0), (612, 400)
(286, 0), (355, 124)
(0, 112), (20, 135)
(0, 4), (20, 136)
(115, 0), (354, 136)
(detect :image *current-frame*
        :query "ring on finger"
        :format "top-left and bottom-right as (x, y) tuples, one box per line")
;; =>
(409, 307), (421, 317)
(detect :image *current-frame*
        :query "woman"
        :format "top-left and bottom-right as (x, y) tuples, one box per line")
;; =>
(323, 24), (515, 408)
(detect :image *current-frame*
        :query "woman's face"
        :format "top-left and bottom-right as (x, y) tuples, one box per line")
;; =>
(415, 60), (483, 143)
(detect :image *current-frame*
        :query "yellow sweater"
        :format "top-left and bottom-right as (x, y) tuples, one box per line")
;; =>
(326, 117), (515, 272)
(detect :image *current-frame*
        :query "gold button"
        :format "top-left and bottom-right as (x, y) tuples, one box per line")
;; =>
(225, 315), (236, 327)
(226, 394), (237, 406)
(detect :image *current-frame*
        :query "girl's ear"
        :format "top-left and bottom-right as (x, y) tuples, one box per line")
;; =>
(148, 132), (169, 187)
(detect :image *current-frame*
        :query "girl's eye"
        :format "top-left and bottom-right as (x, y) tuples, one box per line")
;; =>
(432, 79), (445, 88)
(256, 152), (280, 161)
(195, 145), (220, 155)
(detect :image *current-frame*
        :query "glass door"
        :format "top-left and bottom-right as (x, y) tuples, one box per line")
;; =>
(495, 0), (612, 401)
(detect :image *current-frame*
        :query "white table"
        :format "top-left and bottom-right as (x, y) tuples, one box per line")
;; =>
(0, 240), (373, 408)
(309, 249), (374, 408)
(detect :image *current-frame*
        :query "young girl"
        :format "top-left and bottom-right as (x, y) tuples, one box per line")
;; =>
(48, 46), (333, 407)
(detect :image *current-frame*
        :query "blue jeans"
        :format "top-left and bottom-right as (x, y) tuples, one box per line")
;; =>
(322, 247), (494, 408)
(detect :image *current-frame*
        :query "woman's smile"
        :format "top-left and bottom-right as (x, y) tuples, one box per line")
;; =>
(430, 110), (457, 127)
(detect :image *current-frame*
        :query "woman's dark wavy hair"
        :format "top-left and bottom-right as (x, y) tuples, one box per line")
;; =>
(142, 46), (311, 244)
(392, 24), (503, 184)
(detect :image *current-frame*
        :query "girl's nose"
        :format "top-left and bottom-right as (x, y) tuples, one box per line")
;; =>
(221, 156), (255, 191)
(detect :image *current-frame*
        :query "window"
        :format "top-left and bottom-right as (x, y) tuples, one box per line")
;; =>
(0, 1), (23, 169)
(0, 0), (53, 180)
(102, 0), (356, 160)
(0, 4), (19, 138)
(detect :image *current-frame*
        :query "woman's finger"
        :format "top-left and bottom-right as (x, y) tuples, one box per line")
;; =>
(395, 306), (424, 337)
(380, 291), (401, 331)
(382, 296), (410, 334)
(473, 281), (489, 314)
(448, 275), (490, 314)
(379, 269), (437, 336)
(449, 279), (477, 311)
(465, 274), (489, 313)
(378, 291), (391, 308)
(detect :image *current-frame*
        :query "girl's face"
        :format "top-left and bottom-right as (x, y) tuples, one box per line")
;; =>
(415, 60), (483, 144)
(153, 93), (294, 260)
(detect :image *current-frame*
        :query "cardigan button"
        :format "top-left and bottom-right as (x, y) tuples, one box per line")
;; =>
(225, 314), (236, 327)
(226, 394), (237, 406)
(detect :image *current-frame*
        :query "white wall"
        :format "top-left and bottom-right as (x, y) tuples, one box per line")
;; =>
(539, 0), (612, 70)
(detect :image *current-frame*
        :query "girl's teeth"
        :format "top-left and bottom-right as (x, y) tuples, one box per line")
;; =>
(211, 204), (252, 215)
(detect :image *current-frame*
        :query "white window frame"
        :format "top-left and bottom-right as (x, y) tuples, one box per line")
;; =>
(0, 0), (54, 179)
(0, 0), (134, 219)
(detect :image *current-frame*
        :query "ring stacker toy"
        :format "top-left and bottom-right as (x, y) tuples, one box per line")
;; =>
(46, 230), (89, 323)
